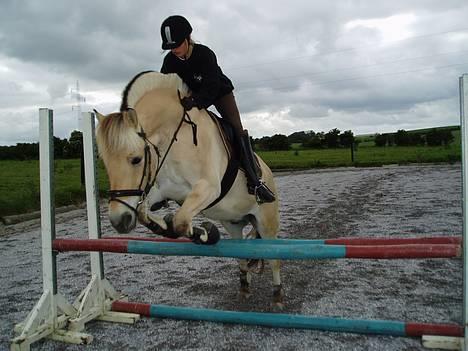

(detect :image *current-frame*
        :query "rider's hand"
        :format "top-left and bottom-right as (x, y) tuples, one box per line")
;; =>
(181, 96), (196, 111)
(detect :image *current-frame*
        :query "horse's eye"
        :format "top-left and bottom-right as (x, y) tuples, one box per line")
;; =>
(131, 157), (142, 165)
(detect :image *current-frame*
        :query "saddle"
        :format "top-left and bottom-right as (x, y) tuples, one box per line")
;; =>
(206, 110), (262, 174)
(203, 110), (264, 210)
(206, 111), (239, 160)
(203, 111), (240, 209)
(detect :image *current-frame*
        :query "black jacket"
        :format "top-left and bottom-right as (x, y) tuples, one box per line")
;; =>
(160, 43), (234, 109)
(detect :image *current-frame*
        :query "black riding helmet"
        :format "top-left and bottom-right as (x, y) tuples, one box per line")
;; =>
(161, 15), (192, 50)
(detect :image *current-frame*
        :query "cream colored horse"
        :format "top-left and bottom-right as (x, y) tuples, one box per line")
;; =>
(95, 71), (283, 305)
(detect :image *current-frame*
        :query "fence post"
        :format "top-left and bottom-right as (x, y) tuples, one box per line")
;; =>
(81, 112), (104, 278)
(459, 74), (468, 351)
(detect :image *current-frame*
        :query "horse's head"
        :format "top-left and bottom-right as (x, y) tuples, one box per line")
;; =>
(95, 108), (150, 233)
(95, 71), (190, 233)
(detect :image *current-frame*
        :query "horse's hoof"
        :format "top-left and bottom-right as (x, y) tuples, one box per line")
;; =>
(247, 259), (265, 274)
(142, 220), (164, 235)
(271, 301), (285, 310)
(272, 284), (285, 307)
(239, 288), (251, 300)
(192, 221), (220, 245)
(239, 272), (251, 300)
(240, 292), (251, 300)
(202, 221), (220, 244)
(161, 214), (182, 238)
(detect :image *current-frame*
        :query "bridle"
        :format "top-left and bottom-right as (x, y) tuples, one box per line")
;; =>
(107, 127), (160, 216)
(107, 93), (198, 216)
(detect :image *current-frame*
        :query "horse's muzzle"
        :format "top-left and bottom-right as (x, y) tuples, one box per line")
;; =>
(110, 210), (136, 234)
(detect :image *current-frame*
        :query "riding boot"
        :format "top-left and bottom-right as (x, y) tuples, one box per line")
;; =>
(239, 130), (276, 204)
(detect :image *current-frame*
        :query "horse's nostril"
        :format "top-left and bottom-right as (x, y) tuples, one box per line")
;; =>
(110, 211), (134, 233)
(122, 212), (133, 228)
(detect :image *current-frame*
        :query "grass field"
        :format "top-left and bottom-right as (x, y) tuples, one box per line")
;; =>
(0, 142), (461, 217)
(0, 159), (109, 217)
(259, 142), (460, 168)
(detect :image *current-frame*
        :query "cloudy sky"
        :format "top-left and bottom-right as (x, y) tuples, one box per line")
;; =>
(1, 1), (468, 145)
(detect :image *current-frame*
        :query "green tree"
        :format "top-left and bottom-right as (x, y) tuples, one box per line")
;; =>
(374, 133), (387, 147)
(14, 142), (39, 160)
(288, 131), (312, 144)
(409, 133), (425, 146)
(339, 130), (354, 147)
(303, 132), (325, 148)
(54, 137), (70, 159)
(264, 134), (290, 151)
(440, 130), (454, 146)
(394, 130), (410, 146)
(66, 130), (83, 158)
(325, 128), (341, 148)
(426, 129), (442, 146)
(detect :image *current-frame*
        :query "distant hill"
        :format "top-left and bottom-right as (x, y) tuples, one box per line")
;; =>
(354, 125), (459, 148)
(356, 125), (460, 139)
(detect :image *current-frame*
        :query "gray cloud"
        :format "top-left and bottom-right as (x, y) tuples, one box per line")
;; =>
(0, 0), (467, 143)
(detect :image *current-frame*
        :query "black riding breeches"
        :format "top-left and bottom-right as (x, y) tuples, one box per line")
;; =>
(213, 92), (244, 135)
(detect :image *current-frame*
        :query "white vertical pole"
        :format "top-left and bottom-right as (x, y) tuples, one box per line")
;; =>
(460, 73), (468, 351)
(39, 108), (57, 295)
(81, 111), (104, 279)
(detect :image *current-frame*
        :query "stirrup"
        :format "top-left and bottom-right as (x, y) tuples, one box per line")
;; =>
(254, 181), (276, 204)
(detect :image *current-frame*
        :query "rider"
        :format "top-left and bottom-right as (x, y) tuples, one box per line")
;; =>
(159, 15), (275, 204)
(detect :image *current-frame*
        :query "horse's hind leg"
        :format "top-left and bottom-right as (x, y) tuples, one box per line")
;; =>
(254, 202), (284, 308)
(220, 220), (251, 300)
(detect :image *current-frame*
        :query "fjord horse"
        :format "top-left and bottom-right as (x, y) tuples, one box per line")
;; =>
(95, 71), (282, 305)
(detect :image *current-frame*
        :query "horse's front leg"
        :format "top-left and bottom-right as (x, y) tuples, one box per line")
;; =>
(136, 186), (169, 235)
(172, 179), (220, 243)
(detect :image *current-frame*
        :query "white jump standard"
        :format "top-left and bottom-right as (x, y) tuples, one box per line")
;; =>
(10, 109), (140, 351)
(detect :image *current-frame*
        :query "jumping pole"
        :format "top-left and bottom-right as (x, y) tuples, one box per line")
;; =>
(112, 300), (463, 338)
(52, 238), (461, 260)
(102, 235), (462, 246)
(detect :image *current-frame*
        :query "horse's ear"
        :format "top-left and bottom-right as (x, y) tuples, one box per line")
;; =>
(93, 109), (106, 123)
(125, 108), (138, 128)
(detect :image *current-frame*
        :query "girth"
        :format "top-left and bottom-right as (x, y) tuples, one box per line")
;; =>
(204, 111), (241, 210)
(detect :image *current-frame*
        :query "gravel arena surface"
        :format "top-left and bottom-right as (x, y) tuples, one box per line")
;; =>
(1, 164), (463, 351)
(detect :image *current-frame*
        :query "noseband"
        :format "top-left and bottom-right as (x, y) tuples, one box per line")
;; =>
(107, 95), (198, 216)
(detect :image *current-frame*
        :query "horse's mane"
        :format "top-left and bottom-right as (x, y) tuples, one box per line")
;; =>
(96, 111), (143, 156)
(97, 71), (189, 155)
(120, 71), (189, 111)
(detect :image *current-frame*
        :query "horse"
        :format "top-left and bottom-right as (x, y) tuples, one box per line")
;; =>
(94, 71), (283, 306)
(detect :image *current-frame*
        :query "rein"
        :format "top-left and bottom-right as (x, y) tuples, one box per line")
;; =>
(108, 91), (198, 215)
